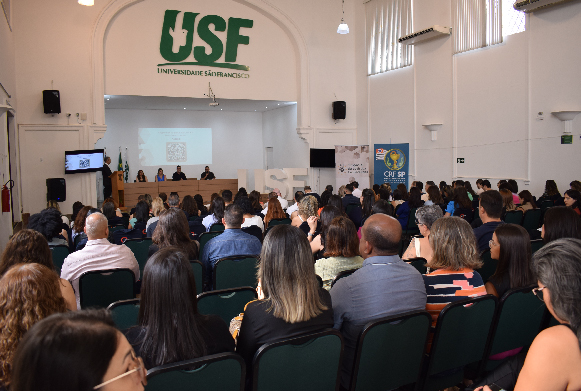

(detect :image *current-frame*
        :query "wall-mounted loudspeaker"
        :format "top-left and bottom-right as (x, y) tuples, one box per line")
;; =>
(46, 178), (66, 202)
(43, 90), (61, 114)
(332, 101), (346, 120)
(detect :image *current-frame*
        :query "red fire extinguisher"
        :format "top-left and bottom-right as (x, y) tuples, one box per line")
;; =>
(2, 180), (14, 213)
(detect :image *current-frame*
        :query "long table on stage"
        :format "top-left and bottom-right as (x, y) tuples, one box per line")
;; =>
(123, 179), (238, 208)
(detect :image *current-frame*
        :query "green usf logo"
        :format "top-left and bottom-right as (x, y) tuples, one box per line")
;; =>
(159, 10), (253, 71)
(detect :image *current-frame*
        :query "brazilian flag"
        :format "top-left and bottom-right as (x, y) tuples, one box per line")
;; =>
(118, 151), (123, 171)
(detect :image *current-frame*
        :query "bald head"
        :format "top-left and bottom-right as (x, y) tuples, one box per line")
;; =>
(84, 212), (108, 240)
(360, 214), (402, 258)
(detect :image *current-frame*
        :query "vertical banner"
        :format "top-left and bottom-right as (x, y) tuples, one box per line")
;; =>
(374, 143), (409, 189)
(335, 145), (370, 190)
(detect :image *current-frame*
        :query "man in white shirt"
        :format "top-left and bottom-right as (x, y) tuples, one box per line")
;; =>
(351, 181), (362, 198)
(60, 212), (140, 309)
(286, 191), (304, 219)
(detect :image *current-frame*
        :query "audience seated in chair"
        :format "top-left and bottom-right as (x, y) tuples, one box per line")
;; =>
(236, 196), (264, 233)
(422, 217), (486, 328)
(331, 213), (427, 389)
(0, 230), (76, 311)
(125, 247), (234, 369)
(236, 224), (333, 381)
(473, 191), (504, 253)
(10, 309), (147, 391)
(145, 197), (165, 237)
(402, 205), (443, 263)
(60, 212), (140, 309)
(314, 216), (363, 290)
(202, 196), (225, 232)
(291, 195), (319, 235)
(541, 206), (581, 244)
(148, 208), (199, 261)
(0, 263), (68, 390)
(28, 208), (68, 247)
(200, 204), (262, 289)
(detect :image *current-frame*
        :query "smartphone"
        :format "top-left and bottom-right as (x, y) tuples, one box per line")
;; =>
(488, 384), (506, 391)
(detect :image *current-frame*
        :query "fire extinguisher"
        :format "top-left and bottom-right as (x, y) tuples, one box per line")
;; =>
(2, 180), (14, 213)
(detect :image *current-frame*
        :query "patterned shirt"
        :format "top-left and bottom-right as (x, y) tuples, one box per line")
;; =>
(422, 268), (486, 327)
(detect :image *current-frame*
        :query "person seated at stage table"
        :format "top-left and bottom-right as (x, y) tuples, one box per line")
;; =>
(135, 170), (148, 182)
(172, 165), (187, 181)
(201, 166), (215, 180)
(155, 168), (166, 182)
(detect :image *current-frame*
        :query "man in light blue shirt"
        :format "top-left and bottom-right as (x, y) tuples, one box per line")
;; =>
(200, 204), (262, 289)
(331, 214), (427, 389)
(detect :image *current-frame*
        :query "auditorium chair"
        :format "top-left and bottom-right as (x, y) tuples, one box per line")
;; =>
(478, 250), (498, 282)
(267, 218), (292, 226)
(241, 225), (263, 243)
(50, 245), (69, 275)
(198, 232), (222, 255)
(197, 287), (257, 324)
(503, 210), (523, 225)
(350, 310), (431, 391)
(107, 298), (140, 331)
(407, 257), (428, 275)
(124, 238), (153, 276)
(530, 238), (544, 254)
(330, 268), (358, 288)
(190, 260), (204, 295)
(79, 268), (135, 309)
(251, 329), (343, 391)
(521, 208), (542, 232)
(146, 353), (246, 391)
(210, 223), (225, 232)
(419, 295), (497, 391)
(213, 256), (258, 290)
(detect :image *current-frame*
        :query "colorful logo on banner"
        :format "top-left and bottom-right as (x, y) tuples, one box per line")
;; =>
(157, 10), (253, 77)
(374, 143), (409, 188)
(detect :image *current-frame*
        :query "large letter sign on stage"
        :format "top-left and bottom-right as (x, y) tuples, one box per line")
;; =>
(159, 10), (253, 71)
(374, 144), (409, 189)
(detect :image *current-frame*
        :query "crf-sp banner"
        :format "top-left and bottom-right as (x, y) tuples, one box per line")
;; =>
(374, 143), (409, 189)
(335, 146), (370, 191)
(157, 10), (253, 77)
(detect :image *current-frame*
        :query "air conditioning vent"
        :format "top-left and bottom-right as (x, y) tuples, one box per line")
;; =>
(513, 0), (578, 13)
(398, 25), (451, 45)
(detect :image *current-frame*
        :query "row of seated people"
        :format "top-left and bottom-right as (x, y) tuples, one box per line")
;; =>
(1, 213), (581, 390)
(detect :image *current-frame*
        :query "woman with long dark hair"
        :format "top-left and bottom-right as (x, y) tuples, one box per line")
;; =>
(538, 179), (561, 203)
(310, 205), (343, 255)
(237, 225), (333, 372)
(237, 196), (264, 232)
(542, 206), (581, 243)
(102, 201), (123, 227)
(202, 196), (225, 231)
(11, 310), (146, 391)
(129, 201), (149, 231)
(125, 247), (234, 369)
(517, 190), (537, 212)
(149, 208), (198, 260)
(443, 186), (472, 217)
(135, 170), (148, 182)
(486, 224), (536, 297)
(564, 189), (581, 215)
(359, 189), (376, 227)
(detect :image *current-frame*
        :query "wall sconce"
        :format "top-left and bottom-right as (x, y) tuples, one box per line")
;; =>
(552, 111), (581, 134)
(423, 123), (442, 141)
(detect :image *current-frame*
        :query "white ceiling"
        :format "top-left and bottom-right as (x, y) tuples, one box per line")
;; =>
(104, 95), (296, 113)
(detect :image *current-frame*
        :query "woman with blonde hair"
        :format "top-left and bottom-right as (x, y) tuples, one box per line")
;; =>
(0, 229), (76, 310)
(291, 195), (319, 235)
(423, 217), (486, 326)
(0, 263), (68, 388)
(236, 224), (333, 373)
(145, 197), (165, 233)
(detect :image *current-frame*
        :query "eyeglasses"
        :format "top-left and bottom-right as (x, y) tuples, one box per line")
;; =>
(532, 286), (546, 302)
(415, 220), (424, 226)
(93, 351), (147, 390)
(489, 239), (499, 248)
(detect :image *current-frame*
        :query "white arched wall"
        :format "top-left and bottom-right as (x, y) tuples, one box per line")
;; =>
(91, 0), (309, 127)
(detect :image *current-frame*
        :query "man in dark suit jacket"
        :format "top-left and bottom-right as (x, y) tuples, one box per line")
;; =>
(102, 156), (112, 199)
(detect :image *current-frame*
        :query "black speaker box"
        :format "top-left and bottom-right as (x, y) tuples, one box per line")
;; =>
(46, 178), (66, 202)
(43, 90), (61, 114)
(332, 101), (346, 120)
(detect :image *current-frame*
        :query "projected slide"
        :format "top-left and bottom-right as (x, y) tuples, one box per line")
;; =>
(138, 128), (212, 166)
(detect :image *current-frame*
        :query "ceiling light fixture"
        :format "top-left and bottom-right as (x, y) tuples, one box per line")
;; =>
(337, 0), (349, 34)
(78, 0), (94, 6)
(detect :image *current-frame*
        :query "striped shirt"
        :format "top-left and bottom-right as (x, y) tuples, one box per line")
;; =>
(422, 268), (486, 327)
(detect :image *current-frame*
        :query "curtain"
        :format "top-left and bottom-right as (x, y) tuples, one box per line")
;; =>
(366, 0), (413, 75)
(453, 0), (502, 54)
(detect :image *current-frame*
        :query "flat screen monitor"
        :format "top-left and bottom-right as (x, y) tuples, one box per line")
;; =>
(310, 148), (335, 168)
(65, 149), (105, 174)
